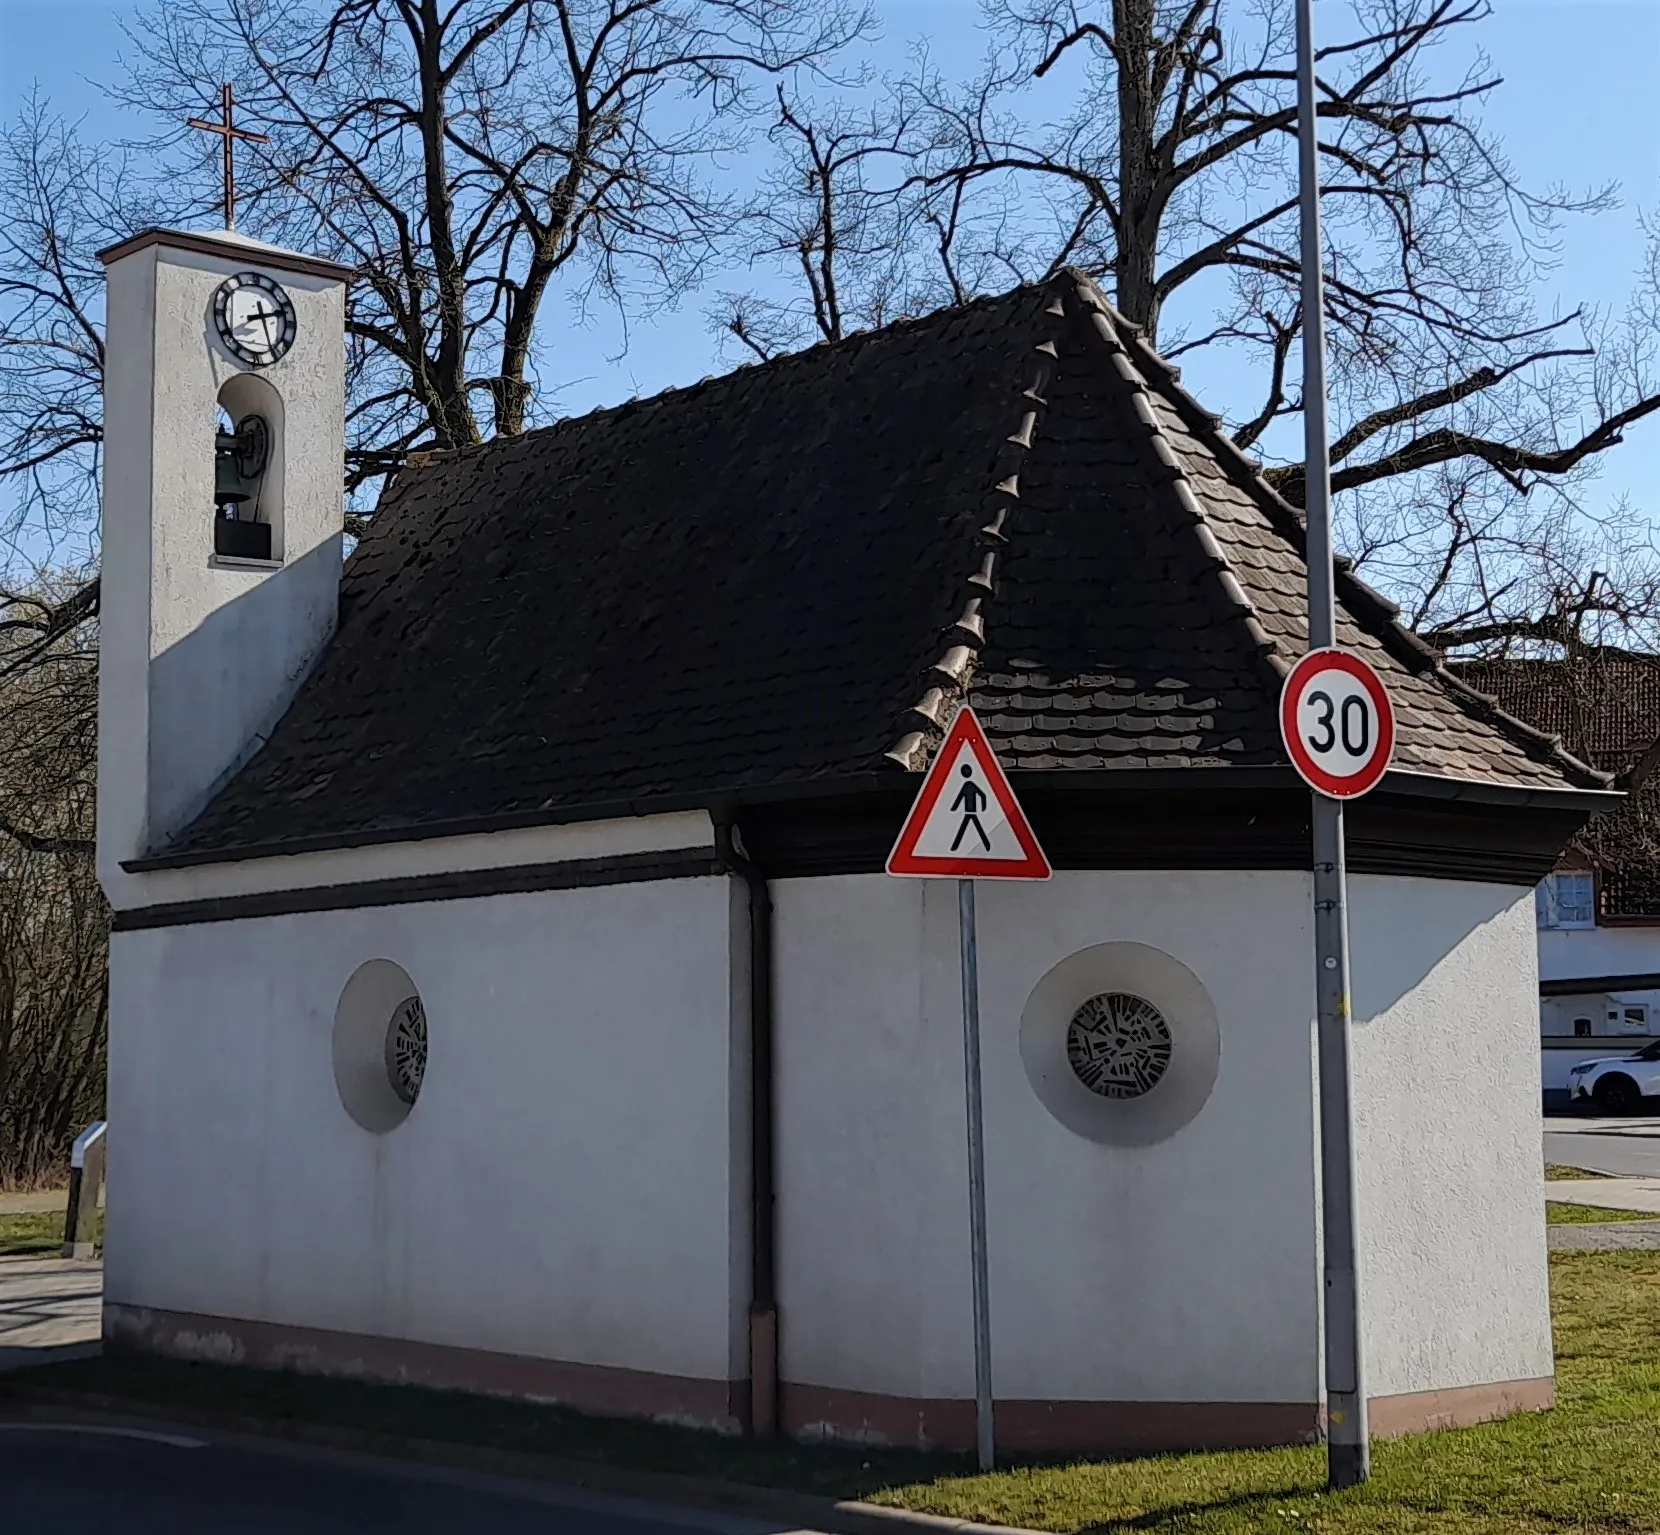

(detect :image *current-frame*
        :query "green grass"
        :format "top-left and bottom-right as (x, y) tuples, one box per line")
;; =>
(1545, 1163), (1616, 1181)
(6, 1252), (1660, 1533)
(0, 1209), (100, 1257)
(1546, 1201), (1656, 1225)
(866, 1252), (1660, 1532)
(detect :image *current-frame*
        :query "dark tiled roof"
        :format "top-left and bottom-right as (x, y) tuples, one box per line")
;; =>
(164, 271), (1608, 861)
(1457, 650), (1660, 775)
(1458, 651), (1660, 914)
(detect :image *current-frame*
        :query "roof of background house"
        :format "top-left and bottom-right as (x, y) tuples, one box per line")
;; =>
(154, 269), (1610, 864)
(1458, 650), (1660, 776)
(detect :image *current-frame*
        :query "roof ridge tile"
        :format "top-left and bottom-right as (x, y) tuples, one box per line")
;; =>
(884, 281), (1071, 770)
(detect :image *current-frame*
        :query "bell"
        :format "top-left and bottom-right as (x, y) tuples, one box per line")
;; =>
(214, 413), (270, 510)
(214, 442), (253, 506)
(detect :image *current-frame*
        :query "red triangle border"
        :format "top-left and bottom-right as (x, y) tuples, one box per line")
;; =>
(885, 708), (1053, 880)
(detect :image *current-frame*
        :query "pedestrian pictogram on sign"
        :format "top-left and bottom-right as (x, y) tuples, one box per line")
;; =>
(886, 708), (1051, 879)
(1280, 647), (1396, 800)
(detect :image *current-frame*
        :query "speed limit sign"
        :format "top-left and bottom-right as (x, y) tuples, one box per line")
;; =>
(1280, 648), (1396, 799)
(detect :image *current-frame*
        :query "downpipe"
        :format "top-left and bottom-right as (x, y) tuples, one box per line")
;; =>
(713, 813), (778, 1436)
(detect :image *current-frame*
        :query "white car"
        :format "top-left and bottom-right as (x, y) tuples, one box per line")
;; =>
(1567, 1038), (1660, 1114)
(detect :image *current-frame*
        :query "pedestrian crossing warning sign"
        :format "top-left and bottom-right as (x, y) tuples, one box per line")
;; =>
(886, 707), (1052, 880)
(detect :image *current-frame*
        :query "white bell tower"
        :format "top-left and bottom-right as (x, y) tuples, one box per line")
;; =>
(96, 228), (352, 902)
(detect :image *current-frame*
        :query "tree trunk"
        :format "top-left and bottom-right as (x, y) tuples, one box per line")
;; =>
(1112, 0), (1163, 339)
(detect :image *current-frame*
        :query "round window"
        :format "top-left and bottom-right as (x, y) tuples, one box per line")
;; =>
(1020, 943), (1220, 1146)
(334, 960), (427, 1132)
(1065, 993), (1172, 1099)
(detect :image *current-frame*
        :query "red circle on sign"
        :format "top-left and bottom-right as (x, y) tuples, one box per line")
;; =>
(1279, 648), (1396, 799)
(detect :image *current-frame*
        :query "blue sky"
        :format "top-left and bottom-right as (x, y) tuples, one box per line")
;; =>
(3, 0), (1656, 529)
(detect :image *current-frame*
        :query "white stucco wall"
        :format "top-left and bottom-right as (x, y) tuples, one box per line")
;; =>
(773, 869), (1324, 1409)
(105, 875), (750, 1391)
(105, 847), (1551, 1425)
(1346, 876), (1554, 1401)
(776, 867), (1553, 1417)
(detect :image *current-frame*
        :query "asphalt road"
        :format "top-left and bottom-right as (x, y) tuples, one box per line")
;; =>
(1544, 1114), (1660, 1178)
(0, 1421), (816, 1535)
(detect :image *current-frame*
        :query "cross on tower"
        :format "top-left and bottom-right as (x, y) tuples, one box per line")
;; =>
(187, 84), (269, 232)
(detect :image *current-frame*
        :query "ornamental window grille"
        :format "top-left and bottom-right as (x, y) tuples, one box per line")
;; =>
(1065, 993), (1173, 1099)
(385, 996), (428, 1106)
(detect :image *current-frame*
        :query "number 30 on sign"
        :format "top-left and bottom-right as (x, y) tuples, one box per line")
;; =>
(1279, 648), (1396, 799)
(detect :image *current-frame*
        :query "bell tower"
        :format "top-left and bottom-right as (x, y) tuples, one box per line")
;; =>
(96, 228), (352, 902)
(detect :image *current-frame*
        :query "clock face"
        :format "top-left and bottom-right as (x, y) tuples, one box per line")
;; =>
(212, 271), (297, 366)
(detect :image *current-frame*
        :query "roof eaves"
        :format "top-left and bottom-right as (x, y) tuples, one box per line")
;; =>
(1065, 272), (1612, 794)
(883, 283), (1072, 770)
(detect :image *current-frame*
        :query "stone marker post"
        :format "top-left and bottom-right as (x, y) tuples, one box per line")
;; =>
(62, 1121), (107, 1260)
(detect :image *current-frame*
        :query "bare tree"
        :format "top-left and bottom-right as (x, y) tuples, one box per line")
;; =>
(123, 0), (873, 495)
(709, 58), (1053, 361)
(0, 102), (119, 1183)
(0, 97), (170, 569)
(732, 1), (1660, 653)
(0, 571), (104, 1189)
(1, 3), (870, 1180)
(0, 828), (107, 1189)
(712, 87), (915, 359)
(0, 99), (141, 861)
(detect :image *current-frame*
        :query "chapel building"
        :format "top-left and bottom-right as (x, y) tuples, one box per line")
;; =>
(94, 226), (1613, 1454)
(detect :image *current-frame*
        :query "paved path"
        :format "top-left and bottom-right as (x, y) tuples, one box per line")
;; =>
(1549, 1219), (1660, 1251)
(0, 1189), (70, 1216)
(0, 1419), (825, 1535)
(0, 1257), (102, 1370)
(1544, 1114), (1660, 1178)
(1543, 1177), (1660, 1214)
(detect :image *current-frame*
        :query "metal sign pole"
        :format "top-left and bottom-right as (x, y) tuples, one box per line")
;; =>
(958, 877), (996, 1472)
(1296, 0), (1370, 1488)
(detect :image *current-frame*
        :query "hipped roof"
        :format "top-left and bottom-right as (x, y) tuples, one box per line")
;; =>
(158, 270), (1609, 864)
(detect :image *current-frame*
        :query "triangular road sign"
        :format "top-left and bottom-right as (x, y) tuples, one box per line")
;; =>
(886, 707), (1052, 879)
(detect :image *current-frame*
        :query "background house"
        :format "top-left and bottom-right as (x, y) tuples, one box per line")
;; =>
(1462, 651), (1660, 1105)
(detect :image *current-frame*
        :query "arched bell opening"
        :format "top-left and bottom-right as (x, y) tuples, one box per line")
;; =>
(213, 372), (285, 562)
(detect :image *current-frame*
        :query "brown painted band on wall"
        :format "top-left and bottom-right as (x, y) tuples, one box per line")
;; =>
(103, 1302), (1552, 1453)
(783, 1375), (1554, 1452)
(783, 1382), (1321, 1453)
(103, 1303), (746, 1432)
(1362, 1375), (1554, 1437)
(110, 848), (726, 932)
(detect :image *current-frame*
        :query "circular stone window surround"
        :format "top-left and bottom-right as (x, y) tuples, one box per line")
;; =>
(1020, 942), (1220, 1146)
(333, 959), (428, 1133)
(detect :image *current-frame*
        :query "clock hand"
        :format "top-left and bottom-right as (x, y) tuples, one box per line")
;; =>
(251, 299), (280, 347)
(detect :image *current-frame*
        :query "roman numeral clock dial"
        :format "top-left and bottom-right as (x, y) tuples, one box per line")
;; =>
(212, 271), (297, 366)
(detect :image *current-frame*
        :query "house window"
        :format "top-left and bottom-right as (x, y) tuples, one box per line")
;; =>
(1537, 872), (1596, 929)
(1574, 1017), (1593, 1037)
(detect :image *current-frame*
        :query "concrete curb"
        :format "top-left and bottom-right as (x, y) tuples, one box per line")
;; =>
(0, 1387), (1038, 1535)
